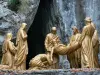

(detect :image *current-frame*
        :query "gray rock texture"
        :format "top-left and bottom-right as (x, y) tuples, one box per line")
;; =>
(0, 0), (40, 58)
(0, 69), (100, 75)
(40, 0), (100, 69)
(0, 0), (100, 70)
(0, 0), (40, 45)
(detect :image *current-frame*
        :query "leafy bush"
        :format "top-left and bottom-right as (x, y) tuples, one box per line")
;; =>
(8, 0), (20, 12)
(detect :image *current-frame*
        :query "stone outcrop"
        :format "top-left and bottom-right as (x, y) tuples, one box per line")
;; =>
(0, 0), (100, 69)
(0, 69), (100, 75)
(0, 0), (40, 45)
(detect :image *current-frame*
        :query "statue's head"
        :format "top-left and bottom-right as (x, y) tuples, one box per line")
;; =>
(21, 23), (27, 30)
(72, 26), (79, 34)
(85, 17), (92, 25)
(51, 27), (57, 34)
(6, 32), (12, 40)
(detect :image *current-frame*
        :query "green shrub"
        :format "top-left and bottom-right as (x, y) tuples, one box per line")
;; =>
(8, 0), (20, 12)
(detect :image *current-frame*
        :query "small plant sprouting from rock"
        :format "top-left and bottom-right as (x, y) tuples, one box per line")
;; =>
(8, 0), (20, 12)
(18, 0), (29, 14)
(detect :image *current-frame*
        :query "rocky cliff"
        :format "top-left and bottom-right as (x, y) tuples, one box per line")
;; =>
(0, 0), (40, 44)
(0, 69), (100, 75)
(0, 0), (100, 69)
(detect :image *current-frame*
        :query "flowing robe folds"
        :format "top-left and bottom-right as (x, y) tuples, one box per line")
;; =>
(45, 33), (60, 69)
(74, 33), (81, 68)
(67, 35), (77, 68)
(92, 30), (99, 68)
(15, 29), (28, 70)
(81, 24), (95, 68)
(29, 54), (52, 70)
(1, 40), (16, 69)
(68, 33), (81, 68)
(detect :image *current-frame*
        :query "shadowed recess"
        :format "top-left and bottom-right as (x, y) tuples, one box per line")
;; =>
(27, 0), (53, 69)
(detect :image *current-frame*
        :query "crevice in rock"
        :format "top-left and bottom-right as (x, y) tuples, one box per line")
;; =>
(8, 0), (20, 12)
(27, 0), (53, 69)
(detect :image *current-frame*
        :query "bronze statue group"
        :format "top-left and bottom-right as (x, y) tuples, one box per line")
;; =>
(0, 17), (99, 70)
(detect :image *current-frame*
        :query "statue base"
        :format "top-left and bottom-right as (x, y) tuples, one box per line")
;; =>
(0, 69), (100, 75)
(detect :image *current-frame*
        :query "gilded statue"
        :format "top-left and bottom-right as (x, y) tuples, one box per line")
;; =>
(92, 23), (99, 68)
(0, 65), (10, 69)
(45, 27), (60, 69)
(67, 26), (81, 68)
(14, 23), (28, 70)
(74, 28), (81, 68)
(45, 27), (81, 69)
(52, 40), (81, 55)
(29, 52), (53, 70)
(80, 17), (95, 68)
(1, 33), (16, 69)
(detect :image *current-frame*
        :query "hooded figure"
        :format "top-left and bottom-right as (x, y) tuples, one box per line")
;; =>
(80, 17), (95, 68)
(14, 23), (28, 70)
(1, 33), (16, 69)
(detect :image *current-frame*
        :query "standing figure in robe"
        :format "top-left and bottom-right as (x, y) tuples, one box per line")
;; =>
(14, 23), (28, 70)
(1, 33), (16, 69)
(80, 17), (95, 68)
(45, 27), (60, 69)
(67, 26), (81, 68)
(92, 23), (99, 68)
(67, 27), (77, 68)
(74, 27), (81, 68)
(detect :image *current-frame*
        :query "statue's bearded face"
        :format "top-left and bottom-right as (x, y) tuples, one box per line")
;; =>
(73, 29), (76, 34)
(72, 27), (78, 34)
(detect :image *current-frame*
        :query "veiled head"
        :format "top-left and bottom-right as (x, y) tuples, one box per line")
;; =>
(85, 17), (92, 22)
(6, 32), (12, 40)
(21, 23), (27, 29)
(85, 17), (92, 25)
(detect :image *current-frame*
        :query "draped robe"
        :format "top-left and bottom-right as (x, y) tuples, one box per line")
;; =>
(14, 29), (28, 70)
(81, 24), (95, 68)
(1, 39), (15, 69)
(67, 35), (77, 68)
(29, 54), (52, 70)
(74, 33), (81, 68)
(67, 33), (81, 68)
(92, 30), (99, 68)
(45, 33), (60, 69)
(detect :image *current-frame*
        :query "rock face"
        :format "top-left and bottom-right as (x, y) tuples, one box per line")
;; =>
(39, 0), (100, 69)
(0, 69), (100, 75)
(0, 0), (100, 70)
(41, 0), (100, 44)
(0, 0), (40, 59)
(1, 0), (99, 44)
(0, 0), (40, 45)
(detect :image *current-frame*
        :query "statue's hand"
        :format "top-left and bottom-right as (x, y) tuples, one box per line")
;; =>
(42, 64), (47, 68)
(51, 58), (53, 63)
(14, 56), (17, 61)
(78, 41), (82, 47)
(12, 42), (14, 45)
(15, 47), (17, 51)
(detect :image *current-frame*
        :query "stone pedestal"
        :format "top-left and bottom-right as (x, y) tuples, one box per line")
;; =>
(0, 69), (100, 75)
